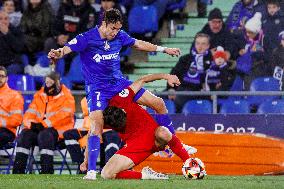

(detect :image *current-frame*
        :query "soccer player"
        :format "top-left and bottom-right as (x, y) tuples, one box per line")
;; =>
(81, 73), (201, 180)
(48, 8), (181, 178)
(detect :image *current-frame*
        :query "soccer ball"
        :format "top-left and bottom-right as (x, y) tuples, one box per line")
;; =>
(182, 158), (206, 179)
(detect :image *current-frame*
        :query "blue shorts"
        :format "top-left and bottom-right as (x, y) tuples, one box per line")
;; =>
(85, 78), (146, 112)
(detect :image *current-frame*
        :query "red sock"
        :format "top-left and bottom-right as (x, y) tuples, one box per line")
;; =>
(115, 170), (142, 179)
(168, 135), (190, 162)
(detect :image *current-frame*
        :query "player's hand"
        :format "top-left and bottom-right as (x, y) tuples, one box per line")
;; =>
(166, 74), (180, 87)
(80, 160), (88, 172)
(164, 48), (181, 57)
(47, 49), (62, 64)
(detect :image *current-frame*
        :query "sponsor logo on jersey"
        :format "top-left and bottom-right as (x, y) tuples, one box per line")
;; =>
(68, 38), (77, 45)
(92, 52), (119, 63)
(119, 89), (129, 97)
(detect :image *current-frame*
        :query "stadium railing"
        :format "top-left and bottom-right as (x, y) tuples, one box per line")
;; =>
(21, 90), (284, 114)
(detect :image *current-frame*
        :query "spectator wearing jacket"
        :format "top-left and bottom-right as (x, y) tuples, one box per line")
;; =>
(13, 72), (75, 174)
(0, 66), (24, 147)
(2, 0), (22, 27)
(20, 0), (53, 64)
(271, 31), (284, 88)
(0, 10), (24, 74)
(205, 46), (235, 91)
(262, 0), (284, 56)
(198, 8), (237, 60)
(168, 33), (213, 113)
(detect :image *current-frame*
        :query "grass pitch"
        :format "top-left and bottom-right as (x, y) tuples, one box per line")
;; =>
(0, 175), (283, 189)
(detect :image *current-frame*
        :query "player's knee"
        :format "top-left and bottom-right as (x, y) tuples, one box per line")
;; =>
(152, 97), (167, 114)
(155, 126), (172, 144)
(101, 168), (115, 179)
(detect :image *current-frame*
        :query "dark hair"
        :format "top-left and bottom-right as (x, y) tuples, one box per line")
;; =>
(46, 71), (60, 82)
(103, 106), (126, 130)
(0, 66), (7, 76)
(195, 33), (210, 42)
(266, 0), (280, 6)
(103, 8), (123, 25)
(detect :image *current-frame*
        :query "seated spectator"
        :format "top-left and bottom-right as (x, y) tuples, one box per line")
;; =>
(237, 12), (268, 89)
(13, 72), (75, 174)
(44, 0), (96, 73)
(20, 0), (53, 65)
(197, 8), (237, 60)
(205, 46), (234, 91)
(271, 31), (284, 89)
(0, 66), (24, 148)
(262, 0), (284, 57)
(92, 0), (128, 31)
(226, 0), (266, 35)
(0, 10), (24, 74)
(2, 0), (22, 27)
(167, 33), (213, 113)
(63, 97), (121, 169)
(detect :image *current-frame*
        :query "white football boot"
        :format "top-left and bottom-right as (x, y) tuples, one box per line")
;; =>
(83, 170), (97, 180)
(182, 144), (197, 155)
(141, 166), (169, 180)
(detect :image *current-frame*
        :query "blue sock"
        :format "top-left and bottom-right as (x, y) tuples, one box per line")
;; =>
(154, 114), (175, 134)
(88, 135), (100, 171)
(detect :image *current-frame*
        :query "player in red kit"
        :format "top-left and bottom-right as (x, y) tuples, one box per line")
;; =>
(92, 73), (205, 180)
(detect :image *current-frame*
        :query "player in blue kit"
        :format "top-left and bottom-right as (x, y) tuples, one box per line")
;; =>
(48, 9), (182, 179)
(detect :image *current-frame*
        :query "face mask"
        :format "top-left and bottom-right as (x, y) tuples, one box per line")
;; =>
(44, 83), (60, 96)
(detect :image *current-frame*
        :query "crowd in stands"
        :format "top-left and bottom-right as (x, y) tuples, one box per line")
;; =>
(167, 0), (284, 112)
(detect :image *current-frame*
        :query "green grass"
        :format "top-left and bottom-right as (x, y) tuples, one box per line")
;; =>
(0, 175), (283, 189)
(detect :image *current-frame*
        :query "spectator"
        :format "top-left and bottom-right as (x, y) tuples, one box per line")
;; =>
(237, 12), (268, 89)
(13, 72), (75, 174)
(0, 10), (24, 74)
(92, 0), (128, 31)
(63, 97), (121, 169)
(2, 0), (22, 27)
(271, 31), (284, 88)
(20, 0), (53, 65)
(167, 33), (213, 113)
(198, 8), (236, 60)
(197, 0), (209, 18)
(205, 46), (234, 91)
(262, 0), (284, 56)
(0, 66), (24, 148)
(44, 0), (96, 73)
(226, 0), (266, 35)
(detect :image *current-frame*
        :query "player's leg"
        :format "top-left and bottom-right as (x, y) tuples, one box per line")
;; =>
(136, 90), (175, 134)
(101, 154), (136, 179)
(155, 126), (190, 162)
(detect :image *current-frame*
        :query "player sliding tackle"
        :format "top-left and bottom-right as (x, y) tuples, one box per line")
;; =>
(48, 8), (187, 179)
(81, 73), (205, 180)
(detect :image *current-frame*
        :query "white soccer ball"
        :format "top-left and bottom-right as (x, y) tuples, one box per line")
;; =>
(182, 158), (206, 179)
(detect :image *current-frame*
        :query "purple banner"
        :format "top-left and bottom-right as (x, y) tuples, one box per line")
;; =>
(169, 114), (284, 139)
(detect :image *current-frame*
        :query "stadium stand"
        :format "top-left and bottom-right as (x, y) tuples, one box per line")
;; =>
(257, 99), (284, 114)
(220, 99), (250, 114)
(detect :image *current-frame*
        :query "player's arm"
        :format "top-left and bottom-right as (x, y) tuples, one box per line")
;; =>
(132, 40), (181, 57)
(47, 46), (72, 63)
(130, 73), (181, 94)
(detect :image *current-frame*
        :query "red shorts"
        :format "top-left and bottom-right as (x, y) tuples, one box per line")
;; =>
(116, 130), (159, 165)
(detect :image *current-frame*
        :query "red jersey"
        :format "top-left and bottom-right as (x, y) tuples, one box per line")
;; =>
(108, 87), (158, 142)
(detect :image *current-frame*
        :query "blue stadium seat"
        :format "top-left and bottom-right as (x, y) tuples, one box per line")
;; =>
(218, 75), (244, 106)
(8, 74), (35, 91)
(257, 99), (284, 114)
(64, 55), (84, 85)
(247, 77), (280, 106)
(166, 0), (187, 12)
(147, 99), (176, 114)
(220, 99), (250, 114)
(128, 5), (158, 34)
(182, 100), (212, 115)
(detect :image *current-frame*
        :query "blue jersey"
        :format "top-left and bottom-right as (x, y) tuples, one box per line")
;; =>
(66, 26), (135, 87)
